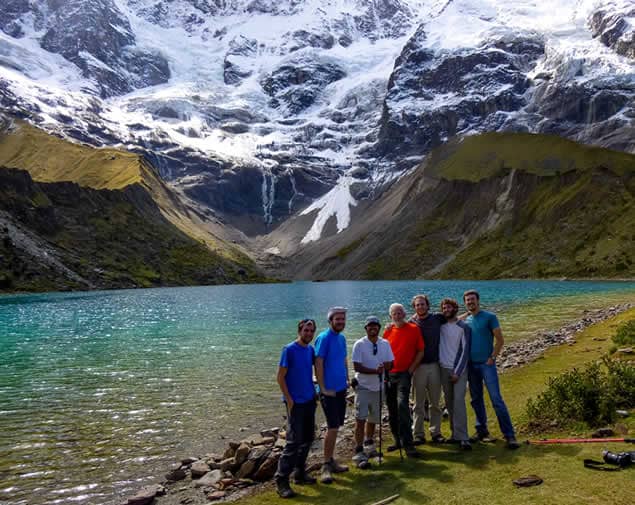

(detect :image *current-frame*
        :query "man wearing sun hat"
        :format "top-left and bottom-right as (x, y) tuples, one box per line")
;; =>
(351, 316), (394, 468)
(314, 306), (350, 483)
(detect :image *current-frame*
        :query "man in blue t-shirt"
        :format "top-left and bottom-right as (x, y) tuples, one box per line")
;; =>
(463, 290), (519, 450)
(274, 319), (318, 498)
(314, 306), (350, 483)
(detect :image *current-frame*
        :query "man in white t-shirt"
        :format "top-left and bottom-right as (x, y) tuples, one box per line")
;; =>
(351, 316), (394, 467)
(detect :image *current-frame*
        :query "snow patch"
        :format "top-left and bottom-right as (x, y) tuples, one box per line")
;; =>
(300, 176), (358, 243)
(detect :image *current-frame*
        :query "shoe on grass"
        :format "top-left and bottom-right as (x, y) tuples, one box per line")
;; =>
(506, 437), (520, 450)
(293, 470), (317, 485)
(460, 440), (472, 451)
(413, 436), (426, 446)
(276, 478), (296, 498)
(469, 431), (491, 443)
(431, 434), (446, 444)
(320, 462), (334, 484)
(330, 458), (349, 473)
(404, 445), (422, 458)
(387, 443), (402, 452)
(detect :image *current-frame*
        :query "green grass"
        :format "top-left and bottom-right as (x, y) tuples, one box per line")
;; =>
(0, 120), (142, 189)
(424, 132), (635, 182)
(240, 309), (635, 505)
(341, 133), (635, 280)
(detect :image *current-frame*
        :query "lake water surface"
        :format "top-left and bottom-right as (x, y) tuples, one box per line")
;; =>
(1, 280), (634, 504)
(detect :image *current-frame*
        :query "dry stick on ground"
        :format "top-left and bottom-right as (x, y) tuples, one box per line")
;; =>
(369, 494), (400, 505)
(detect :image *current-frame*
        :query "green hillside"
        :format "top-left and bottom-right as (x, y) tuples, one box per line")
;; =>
(314, 133), (635, 280)
(0, 118), (266, 293)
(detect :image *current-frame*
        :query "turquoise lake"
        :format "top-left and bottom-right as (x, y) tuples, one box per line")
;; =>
(1, 280), (634, 504)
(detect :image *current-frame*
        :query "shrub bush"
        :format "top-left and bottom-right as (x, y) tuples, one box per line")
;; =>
(613, 319), (635, 348)
(526, 358), (635, 431)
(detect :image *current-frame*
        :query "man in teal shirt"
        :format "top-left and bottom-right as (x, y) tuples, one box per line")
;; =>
(463, 290), (519, 450)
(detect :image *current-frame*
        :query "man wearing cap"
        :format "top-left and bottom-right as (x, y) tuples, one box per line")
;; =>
(314, 307), (350, 483)
(351, 316), (394, 468)
(383, 303), (425, 458)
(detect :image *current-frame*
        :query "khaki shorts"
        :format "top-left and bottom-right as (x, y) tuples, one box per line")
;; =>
(355, 387), (381, 424)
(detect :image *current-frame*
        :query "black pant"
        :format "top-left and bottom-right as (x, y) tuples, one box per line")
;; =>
(386, 372), (413, 447)
(275, 400), (316, 480)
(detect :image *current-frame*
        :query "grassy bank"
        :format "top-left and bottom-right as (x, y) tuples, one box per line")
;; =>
(240, 308), (635, 505)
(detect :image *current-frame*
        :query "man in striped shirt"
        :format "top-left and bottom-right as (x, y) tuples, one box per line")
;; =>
(438, 298), (472, 450)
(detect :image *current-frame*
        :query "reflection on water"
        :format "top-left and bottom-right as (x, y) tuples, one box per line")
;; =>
(0, 280), (634, 504)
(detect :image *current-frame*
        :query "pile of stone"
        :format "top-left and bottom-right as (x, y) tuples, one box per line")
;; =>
(497, 303), (633, 371)
(165, 429), (285, 502)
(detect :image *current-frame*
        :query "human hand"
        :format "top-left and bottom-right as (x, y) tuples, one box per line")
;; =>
(450, 374), (459, 384)
(486, 357), (495, 366)
(322, 389), (336, 397)
(286, 397), (294, 412)
(376, 364), (385, 375)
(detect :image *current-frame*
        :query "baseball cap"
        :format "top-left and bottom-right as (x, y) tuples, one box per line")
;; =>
(364, 316), (381, 326)
(327, 306), (348, 320)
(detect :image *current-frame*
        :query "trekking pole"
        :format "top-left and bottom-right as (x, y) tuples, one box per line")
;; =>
(527, 437), (635, 445)
(378, 372), (383, 465)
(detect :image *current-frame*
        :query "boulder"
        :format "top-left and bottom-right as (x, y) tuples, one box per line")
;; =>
(206, 490), (226, 501)
(194, 469), (223, 488)
(253, 453), (280, 481)
(234, 443), (251, 465)
(247, 446), (270, 462)
(236, 459), (257, 479)
(181, 456), (199, 466)
(222, 445), (236, 459)
(241, 434), (266, 446)
(219, 457), (237, 472)
(260, 427), (279, 438)
(164, 467), (187, 482)
(191, 460), (211, 478)
(126, 484), (166, 505)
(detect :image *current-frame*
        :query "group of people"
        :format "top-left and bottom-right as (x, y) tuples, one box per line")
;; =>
(274, 290), (520, 498)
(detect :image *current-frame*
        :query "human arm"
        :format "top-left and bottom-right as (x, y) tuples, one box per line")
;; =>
(487, 326), (504, 365)
(354, 361), (384, 374)
(315, 357), (335, 396)
(277, 366), (294, 411)
(408, 350), (424, 375)
(453, 323), (471, 380)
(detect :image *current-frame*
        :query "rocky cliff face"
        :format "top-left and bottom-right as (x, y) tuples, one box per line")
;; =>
(0, 0), (633, 243)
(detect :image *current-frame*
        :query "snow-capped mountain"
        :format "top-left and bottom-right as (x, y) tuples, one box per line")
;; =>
(0, 0), (633, 243)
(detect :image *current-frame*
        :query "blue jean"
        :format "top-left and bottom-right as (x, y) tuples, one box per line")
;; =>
(468, 362), (515, 439)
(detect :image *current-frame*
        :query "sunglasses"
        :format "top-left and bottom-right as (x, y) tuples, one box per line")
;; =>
(373, 342), (378, 356)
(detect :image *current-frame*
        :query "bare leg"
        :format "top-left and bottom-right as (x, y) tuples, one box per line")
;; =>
(324, 428), (338, 461)
(355, 420), (365, 448)
(365, 422), (376, 441)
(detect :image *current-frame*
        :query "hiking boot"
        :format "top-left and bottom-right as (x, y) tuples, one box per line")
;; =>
(387, 443), (402, 452)
(294, 470), (317, 485)
(276, 478), (296, 498)
(506, 437), (520, 450)
(413, 436), (426, 446)
(460, 440), (472, 451)
(469, 431), (490, 443)
(431, 434), (446, 444)
(320, 462), (334, 484)
(363, 441), (379, 458)
(404, 445), (422, 458)
(329, 458), (349, 473)
(353, 451), (371, 469)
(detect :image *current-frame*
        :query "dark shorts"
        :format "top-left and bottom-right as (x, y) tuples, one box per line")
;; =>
(320, 389), (347, 429)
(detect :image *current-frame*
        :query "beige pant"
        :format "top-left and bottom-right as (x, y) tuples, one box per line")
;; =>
(412, 362), (442, 438)
(440, 367), (469, 441)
